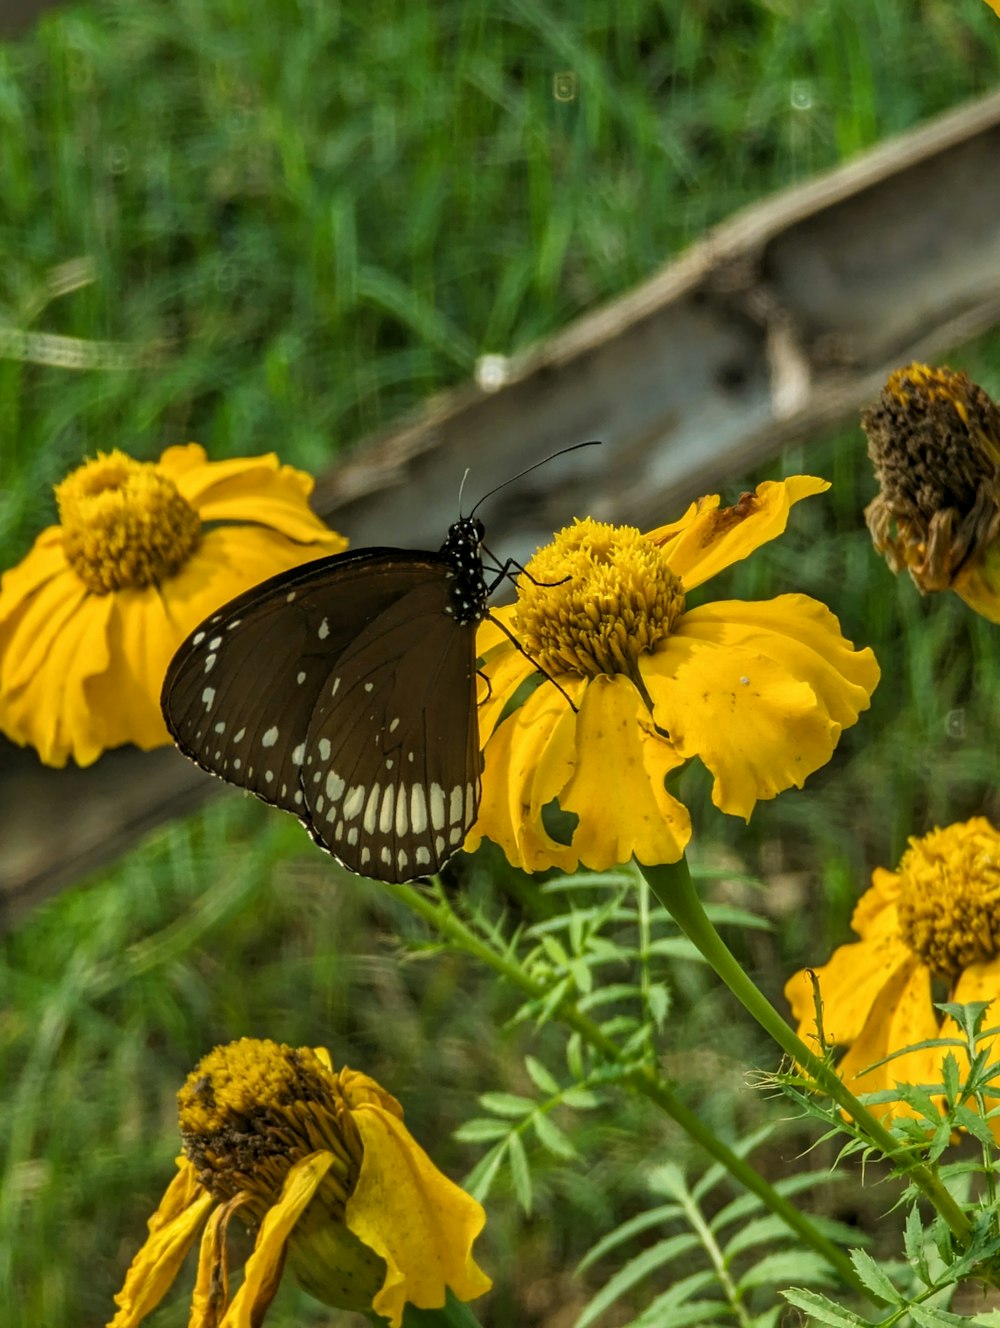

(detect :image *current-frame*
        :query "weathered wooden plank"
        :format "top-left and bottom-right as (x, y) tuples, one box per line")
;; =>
(3, 89), (1000, 929)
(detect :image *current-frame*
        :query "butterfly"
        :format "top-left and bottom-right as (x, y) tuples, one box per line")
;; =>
(160, 444), (597, 884)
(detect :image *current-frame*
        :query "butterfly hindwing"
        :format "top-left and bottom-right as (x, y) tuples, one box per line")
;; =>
(299, 577), (480, 881)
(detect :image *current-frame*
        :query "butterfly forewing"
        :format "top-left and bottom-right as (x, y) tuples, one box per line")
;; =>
(161, 540), (484, 881)
(301, 578), (480, 882)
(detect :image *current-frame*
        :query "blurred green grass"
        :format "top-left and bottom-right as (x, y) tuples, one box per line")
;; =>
(2, 1), (1000, 1325)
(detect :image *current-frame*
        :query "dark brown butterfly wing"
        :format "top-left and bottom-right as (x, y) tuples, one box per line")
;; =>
(300, 578), (479, 881)
(161, 546), (480, 880)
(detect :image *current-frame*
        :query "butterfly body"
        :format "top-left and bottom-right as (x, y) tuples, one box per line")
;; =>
(161, 517), (489, 882)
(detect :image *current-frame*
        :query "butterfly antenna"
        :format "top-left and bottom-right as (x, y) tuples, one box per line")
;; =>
(468, 440), (601, 519)
(457, 467), (472, 516)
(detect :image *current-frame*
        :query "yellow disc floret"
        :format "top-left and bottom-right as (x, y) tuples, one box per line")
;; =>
(56, 450), (202, 593)
(896, 818), (1000, 978)
(513, 518), (686, 680)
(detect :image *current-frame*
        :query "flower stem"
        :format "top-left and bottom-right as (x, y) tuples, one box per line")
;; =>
(640, 856), (973, 1246)
(380, 879), (878, 1304)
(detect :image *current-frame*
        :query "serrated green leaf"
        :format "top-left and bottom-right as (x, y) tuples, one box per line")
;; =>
(781, 1288), (870, 1326)
(453, 1118), (512, 1143)
(903, 1204), (931, 1286)
(478, 1091), (535, 1118)
(531, 1111), (578, 1160)
(908, 1305), (976, 1327)
(506, 1131), (532, 1214)
(523, 1055), (560, 1096)
(720, 1214), (788, 1260)
(849, 1249), (903, 1303)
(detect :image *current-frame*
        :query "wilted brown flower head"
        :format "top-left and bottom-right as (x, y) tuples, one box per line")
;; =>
(861, 363), (1000, 620)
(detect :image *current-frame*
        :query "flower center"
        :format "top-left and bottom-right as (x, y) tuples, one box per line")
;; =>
(512, 518), (686, 681)
(896, 818), (1000, 978)
(56, 450), (202, 594)
(178, 1038), (362, 1217)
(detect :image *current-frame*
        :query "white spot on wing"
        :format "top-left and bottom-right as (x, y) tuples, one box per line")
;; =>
(449, 785), (464, 825)
(204, 654), (217, 673)
(234, 727), (246, 743)
(347, 826), (358, 846)
(379, 785), (395, 833)
(318, 738), (331, 761)
(410, 784), (427, 834)
(395, 784), (408, 837)
(343, 785), (365, 820)
(318, 617), (330, 639)
(397, 848), (409, 874)
(209, 636), (222, 651)
(326, 771), (346, 800)
(201, 687), (215, 712)
(380, 846), (392, 866)
(330, 677), (341, 698)
(291, 743), (305, 766)
(262, 727), (279, 748)
(389, 717), (400, 733)
(435, 834), (446, 857)
(430, 783), (446, 830)
(363, 785), (381, 834)
(465, 781), (475, 825)
(415, 846), (431, 867)
(297, 670), (307, 685)
(192, 631), (205, 646)
(214, 722), (226, 734)
(361, 847), (371, 866)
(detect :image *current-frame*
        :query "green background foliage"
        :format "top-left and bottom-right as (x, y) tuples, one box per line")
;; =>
(1, 1), (999, 1324)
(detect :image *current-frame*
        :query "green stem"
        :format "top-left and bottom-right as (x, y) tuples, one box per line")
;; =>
(640, 857), (973, 1246)
(381, 879), (877, 1304)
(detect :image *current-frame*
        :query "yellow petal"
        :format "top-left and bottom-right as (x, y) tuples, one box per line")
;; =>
(467, 683), (582, 872)
(107, 1159), (214, 1328)
(837, 959), (939, 1114)
(850, 868), (901, 935)
(953, 542), (1000, 624)
(188, 1197), (240, 1328)
(476, 633), (537, 743)
(649, 477), (829, 590)
(174, 452), (344, 548)
(557, 675), (690, 869)
(83, 588), (180, 752)
(220, 1152), (334, 1328)
(786, 926), (915, 1049)
(346, 1104), (492, 1328)
(0, 581), (113, 766)
(643, 595), (878, 819)
(0, 527), (68, 627)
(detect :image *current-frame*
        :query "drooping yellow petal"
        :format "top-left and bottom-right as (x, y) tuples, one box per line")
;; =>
(188, 1196), (244, 1328)
(107, 1159), (214, 1328)
(556, 675), (690, 869)
(649, 477), (829, 590)
(0, 527), (67, 626)
(220, 1152), (334, 1328)
(851, 867), (901, 937)
(83, 587), (181, 752)
(786, 923), (915, 1048)
(642, 595), (878, 819)
(953, 542), (1000, 624)
(836, 959), (940, 1113)
(467, 683), (582, 873)
(346, 1104), (492, 1328)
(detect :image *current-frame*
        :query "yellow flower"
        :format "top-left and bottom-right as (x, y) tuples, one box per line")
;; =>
(108, 1038), (492, 1328)
(862, 363), (1000, 622)
(785, 818), (1000, 1130)
(0, 445), (346, 766)
(467, 476), (880, 872)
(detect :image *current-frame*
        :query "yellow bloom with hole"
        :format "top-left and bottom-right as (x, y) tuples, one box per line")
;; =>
(108, 1038), (491, 1328)
(0, 446), (346, 766)
(467, 476), (879, 872)
(785, 818), (1000, 1132)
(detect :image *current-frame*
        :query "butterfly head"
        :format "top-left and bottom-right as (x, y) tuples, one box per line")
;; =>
(441, 517), (488, 625)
